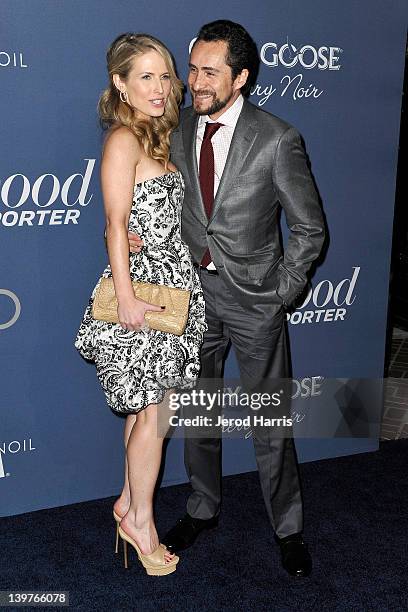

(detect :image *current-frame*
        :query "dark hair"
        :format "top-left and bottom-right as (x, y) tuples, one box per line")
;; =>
(195, 20), (259, 96)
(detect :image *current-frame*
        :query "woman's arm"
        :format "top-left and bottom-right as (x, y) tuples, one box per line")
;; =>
(101, 127), (162, 330)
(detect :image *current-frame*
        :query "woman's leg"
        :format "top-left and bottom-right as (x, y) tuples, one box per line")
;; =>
(113, 414), (136, 519)
(119, 391), (174, 559)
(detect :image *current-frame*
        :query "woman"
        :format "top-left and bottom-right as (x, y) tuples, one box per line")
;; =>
(75, 33), (206, 576)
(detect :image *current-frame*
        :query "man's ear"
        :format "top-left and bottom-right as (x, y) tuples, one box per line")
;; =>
(233, 68), (249, 92)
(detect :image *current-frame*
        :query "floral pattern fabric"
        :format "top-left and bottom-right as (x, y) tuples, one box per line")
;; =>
(75, 171), (206, 413)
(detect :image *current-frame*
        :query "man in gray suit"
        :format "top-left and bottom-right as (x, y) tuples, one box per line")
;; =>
(129, 20), (325, 577)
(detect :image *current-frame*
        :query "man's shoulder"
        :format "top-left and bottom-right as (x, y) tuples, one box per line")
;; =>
(176, 102), (298, 140)
(179, 105), (195, 124)
(170, 106), (195, 138)
(243, 100), (295, 136)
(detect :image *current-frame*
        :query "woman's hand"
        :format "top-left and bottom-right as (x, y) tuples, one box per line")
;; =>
(117, 296), (164, 331)
(128, 231), (143, 253)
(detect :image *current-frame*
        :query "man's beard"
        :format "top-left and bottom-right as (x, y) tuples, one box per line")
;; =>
(192, 89), (234, 116)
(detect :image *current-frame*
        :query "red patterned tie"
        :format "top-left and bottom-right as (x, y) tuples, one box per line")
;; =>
(199, 122), (223, 267)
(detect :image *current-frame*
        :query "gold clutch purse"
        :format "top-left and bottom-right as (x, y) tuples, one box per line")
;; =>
(92, 277), (191, 336)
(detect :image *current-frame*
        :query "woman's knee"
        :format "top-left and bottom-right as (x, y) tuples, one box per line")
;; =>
(136, 404), (158, 428)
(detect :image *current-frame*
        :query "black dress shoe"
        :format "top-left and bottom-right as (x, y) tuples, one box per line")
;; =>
(277, 533), (312, 577)
(162, 514), (218, 553)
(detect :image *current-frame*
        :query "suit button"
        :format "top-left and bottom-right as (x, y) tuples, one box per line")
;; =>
(207, 230), (214, 235)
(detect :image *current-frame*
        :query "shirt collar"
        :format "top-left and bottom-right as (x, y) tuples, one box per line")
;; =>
(198, 94), (244, 129)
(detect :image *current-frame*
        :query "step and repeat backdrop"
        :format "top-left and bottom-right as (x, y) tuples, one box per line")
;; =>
(1, 0), (406, 516)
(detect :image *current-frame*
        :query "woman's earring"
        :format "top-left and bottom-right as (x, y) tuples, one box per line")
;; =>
(119, 90), (128, 103)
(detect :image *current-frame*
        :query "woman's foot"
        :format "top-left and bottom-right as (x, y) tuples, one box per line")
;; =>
(120, 512), (175, 564)
(113, 495), (130, 521)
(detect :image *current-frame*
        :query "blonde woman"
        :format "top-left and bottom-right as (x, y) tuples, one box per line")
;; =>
(75, 33), (206, 576)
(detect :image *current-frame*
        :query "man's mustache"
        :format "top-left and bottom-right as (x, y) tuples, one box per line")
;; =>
(192, 90), (215, 97)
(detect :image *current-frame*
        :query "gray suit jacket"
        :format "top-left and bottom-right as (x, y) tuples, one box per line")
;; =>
(170, 99), (325, 309)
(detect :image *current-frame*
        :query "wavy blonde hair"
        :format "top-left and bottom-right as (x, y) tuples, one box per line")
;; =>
(98, 33), (184, 166)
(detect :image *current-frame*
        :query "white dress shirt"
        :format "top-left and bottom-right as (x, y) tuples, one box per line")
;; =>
(195, 94), (244, 196)
(195, 94), (244, 269)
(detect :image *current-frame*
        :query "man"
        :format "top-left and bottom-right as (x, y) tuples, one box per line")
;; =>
(129, 20), (325, 577)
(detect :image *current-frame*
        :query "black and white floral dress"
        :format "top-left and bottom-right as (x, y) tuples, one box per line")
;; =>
(75, 170), (207, 414)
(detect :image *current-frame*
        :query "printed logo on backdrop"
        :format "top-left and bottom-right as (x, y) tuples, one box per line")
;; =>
(189, 36), (342, 106)
(0, 50), (27, 69)
(0, 159), (96, 228)
(0, 438), (36, 478)
(254, 36), (342, 105)
(291, 375), (324, 428)
(0, 289), (21, 330)
(287, 266), (360, 325)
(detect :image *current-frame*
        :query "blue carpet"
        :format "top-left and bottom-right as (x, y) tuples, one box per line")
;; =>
(1, 440), (407, 611)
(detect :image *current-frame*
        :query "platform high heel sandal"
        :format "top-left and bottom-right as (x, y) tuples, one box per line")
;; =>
(113, 510), (121, 554)
(118, 526), (179, 576)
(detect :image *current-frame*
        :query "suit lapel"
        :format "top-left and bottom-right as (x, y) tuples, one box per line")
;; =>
(181, 110), (208, 224)
(181, 101), (259, 225)
(210, 101), (258, 222)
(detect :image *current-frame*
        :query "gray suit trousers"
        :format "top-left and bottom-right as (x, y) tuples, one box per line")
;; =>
(185, 269), (303, 538)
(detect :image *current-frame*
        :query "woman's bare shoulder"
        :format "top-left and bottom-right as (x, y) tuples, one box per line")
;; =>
(102, 125), (141, 159)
